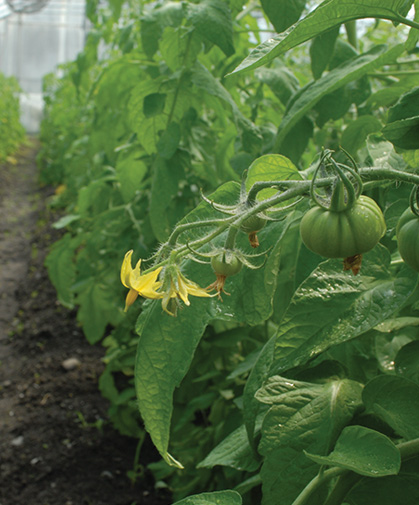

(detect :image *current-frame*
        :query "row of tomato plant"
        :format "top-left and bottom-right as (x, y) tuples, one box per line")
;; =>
(38, 0), (419, 504)
(0, 72), (25, 163)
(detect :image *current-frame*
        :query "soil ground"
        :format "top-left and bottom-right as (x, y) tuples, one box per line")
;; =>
(0, 140), (171, 505)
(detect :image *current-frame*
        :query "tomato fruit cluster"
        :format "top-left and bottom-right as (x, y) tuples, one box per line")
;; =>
(300, 195), (386, 259)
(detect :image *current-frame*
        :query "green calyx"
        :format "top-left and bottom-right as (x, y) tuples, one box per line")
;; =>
(311, 150), (363, 213)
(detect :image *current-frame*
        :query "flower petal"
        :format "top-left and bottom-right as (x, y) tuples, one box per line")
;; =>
(182, 275), (212, 298)
(131, 266), (164, 299)
(124, 288), (139, 312)
(176, 274), (191, 306)
(120, 250), (134, 288)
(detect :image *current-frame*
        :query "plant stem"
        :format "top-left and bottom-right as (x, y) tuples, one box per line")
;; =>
(166, 32), (193, 126)
(167, 216), (235, 247)
(398, 437), (419, 460)
(291, 467), (346, 505)
(360, 167), (419, 186)
(246, 167), (419, 205)
(145, 166), (419, 272)
(322, 472), (361, 505)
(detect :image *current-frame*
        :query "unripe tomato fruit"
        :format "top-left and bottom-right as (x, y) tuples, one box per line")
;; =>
(300, 195), (386, 258)
(396, 208), (419, 272)
(211, 251), (242, 277)
(240, 214), (267, 234)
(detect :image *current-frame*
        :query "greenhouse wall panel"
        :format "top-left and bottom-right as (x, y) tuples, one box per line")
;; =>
(0, 0), (86, 132)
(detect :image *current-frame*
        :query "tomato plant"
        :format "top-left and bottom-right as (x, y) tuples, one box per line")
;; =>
(0, 73), (25, 163)
(37, 0), (419, 504)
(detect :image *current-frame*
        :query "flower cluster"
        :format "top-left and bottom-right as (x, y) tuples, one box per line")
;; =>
(120, 250), (211, 316)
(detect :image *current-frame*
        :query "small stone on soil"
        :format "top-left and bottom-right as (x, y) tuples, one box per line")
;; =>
(61, 357), (81, 370)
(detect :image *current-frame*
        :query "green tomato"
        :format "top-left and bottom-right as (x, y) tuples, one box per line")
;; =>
(240, 214), (267, 234)
(396, 207), (419, 272)
(211, 251), (242, 277)
(300, 195), (386, 258)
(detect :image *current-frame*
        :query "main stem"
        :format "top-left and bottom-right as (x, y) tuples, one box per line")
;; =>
(145, 165), (419, 272)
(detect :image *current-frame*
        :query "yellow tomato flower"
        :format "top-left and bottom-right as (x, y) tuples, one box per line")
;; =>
(161, 269), (212, 316)
(120, 250), (163, 311)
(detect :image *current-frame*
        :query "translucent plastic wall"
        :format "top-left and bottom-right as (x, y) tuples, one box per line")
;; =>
(0, 0), (87, 132)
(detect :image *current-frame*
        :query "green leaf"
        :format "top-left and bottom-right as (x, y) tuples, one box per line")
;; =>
(363, 375), (419, 439)
(346, 475), (419, 505)
(271, 210), (305, 322)
(191, 62), (260, 142)
(260, 0), (306, 33)
(45, 233), (83, 308)
(229, 0), (413, 75)
(395, 340), (419, 384)
(197, 422), (260, 471)
(149, 156), (185, 242)
(157, 122), (181, 160)
(280, 116), (314, 165)
(140, 1), (184, 58)
(52, 214), (81, 229)
(185, 0), (235, 57)
(382, 86), (419, 149)
(258, 377), (363, 505)
(245, 154), (303, 202)
(367, 85), (416, 110)
(160, 27), (202, 72)
(116, 149), (147, 203)
(257, 67), (299, 105)
(310, 27), (340, 79)
(382, 116), (419, 150)
(405, 0), (419, 51)
(172, 490), (242, 505)
(272, 246), (418, 374)
(143, 93), (167, 118)
(77, 177), (114, 217)
(274, 44), (403, 151)
(305, 425), (401, 476)
(388, 86), (419, 122)
(129, 79), (193, 154)
(375, 317), (419, 333)
(77, 283), (116, 344)
(366, 134), (407, 171)
(341, 115), (382, 155)
(135, 298), (213, 467)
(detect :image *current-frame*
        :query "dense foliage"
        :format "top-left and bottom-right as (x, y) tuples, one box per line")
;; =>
(38, 1), (419, 504)
(0, 72), (25, 163)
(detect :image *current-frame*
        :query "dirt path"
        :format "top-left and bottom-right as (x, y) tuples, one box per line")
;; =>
(0, 141), (171, 505)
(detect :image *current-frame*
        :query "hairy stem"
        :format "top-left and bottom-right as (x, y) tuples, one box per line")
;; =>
(144, 166), (419, 273)
(167, 216), (235, 248)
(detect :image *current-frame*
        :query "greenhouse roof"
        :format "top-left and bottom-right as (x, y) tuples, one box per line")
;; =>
(0, 0), (11, 18)
(0, 0), (85, 19)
